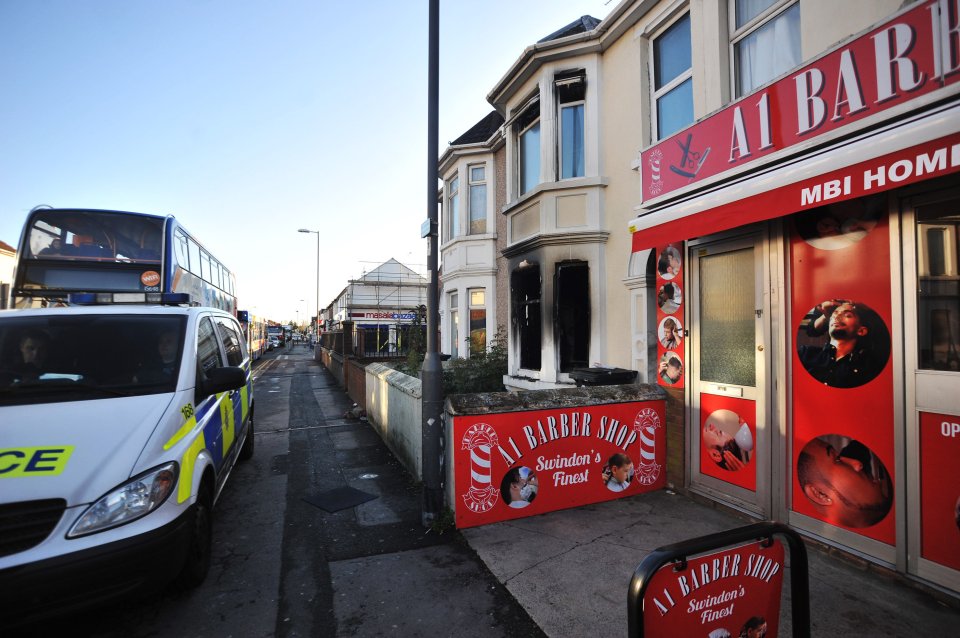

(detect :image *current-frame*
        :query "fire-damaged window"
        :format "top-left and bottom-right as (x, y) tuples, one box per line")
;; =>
(555, 261), (590, 372)
(512, 263), (541, 370)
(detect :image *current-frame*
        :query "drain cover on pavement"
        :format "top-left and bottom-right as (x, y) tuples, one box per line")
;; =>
(302, 486), (377, 513)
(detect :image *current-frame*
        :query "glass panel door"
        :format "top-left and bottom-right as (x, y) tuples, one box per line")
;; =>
(902, 187), (960, 592)
(690, 233), (770, 515)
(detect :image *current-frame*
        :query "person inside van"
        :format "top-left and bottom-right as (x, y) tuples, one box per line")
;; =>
(134, 331), (179, 384)
(12, 330), (50, 382)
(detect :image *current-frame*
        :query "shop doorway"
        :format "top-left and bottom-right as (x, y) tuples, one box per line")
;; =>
(688, 232), (772, 516)
(901, 185), (960, 593)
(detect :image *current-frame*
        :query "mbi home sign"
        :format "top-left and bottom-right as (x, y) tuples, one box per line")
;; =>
(642, 0), (960, 200)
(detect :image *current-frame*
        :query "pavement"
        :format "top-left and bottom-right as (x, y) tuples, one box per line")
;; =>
(300, 346), (960, 637)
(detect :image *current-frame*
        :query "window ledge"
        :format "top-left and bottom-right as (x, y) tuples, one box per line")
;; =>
(502, 176), (608, 216)
(440, 233), (497, 251)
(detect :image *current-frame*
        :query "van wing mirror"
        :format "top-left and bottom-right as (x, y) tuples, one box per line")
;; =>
(197, 366), (247, 399)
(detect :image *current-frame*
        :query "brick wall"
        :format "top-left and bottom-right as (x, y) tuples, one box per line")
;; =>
(663, 386), (686, 490)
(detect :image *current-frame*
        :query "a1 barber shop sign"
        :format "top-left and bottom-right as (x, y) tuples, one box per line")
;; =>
(644, 539), (784, 638)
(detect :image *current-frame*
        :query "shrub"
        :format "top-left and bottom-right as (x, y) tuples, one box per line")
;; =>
(442, 328), (507, 395)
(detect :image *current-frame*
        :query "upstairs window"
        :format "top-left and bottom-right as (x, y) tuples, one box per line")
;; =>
(512, 264), (541, 370)
(732, 0), (800, 97)
(652, 13), (693, 140)
(515, 97), (541, 196)
(468, 165), (487, 235)
(447, 175), (460, 240)
(555, 261), (590, 372)
(557, 73), (585, 179)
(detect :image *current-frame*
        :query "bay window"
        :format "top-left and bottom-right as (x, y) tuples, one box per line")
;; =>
(468, 165), (487, 234)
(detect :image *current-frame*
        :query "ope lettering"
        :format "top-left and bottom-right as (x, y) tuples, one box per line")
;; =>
(940, 421), (960, 438)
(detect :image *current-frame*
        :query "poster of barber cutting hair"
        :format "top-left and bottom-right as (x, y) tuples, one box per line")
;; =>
(656, 243), (685, 389)
(789, 195), (895, 545)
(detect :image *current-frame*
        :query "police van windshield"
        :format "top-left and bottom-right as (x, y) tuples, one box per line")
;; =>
(0, 314), (187, 405)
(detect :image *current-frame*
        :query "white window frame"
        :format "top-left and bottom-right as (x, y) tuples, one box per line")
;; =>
(447, 174), (460, 240)
(729, 0), (800, 98)
(468, 287), (487, 357)
(556, 74), (586, 180)
(468, 163), (487, 235)
(449, 291), (460, 358)
(650, 11), (693, 142)
(512, 93), (542, 199)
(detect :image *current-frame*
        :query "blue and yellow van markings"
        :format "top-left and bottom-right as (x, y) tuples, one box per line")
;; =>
(177, 433), (207, 503)
(0, 446), (75, 478)
(164, 403), (198, 451)
(219, 392), (236, 453)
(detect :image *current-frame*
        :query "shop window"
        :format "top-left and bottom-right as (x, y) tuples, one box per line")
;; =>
(555, 261), (590, 372)
(515, 97), (541, 196)
(449, 291), (460, 359)
(652, 13), (693, 140)
(468, 165), (487, 235)
(556, 72), (585, 179)
(917, 203), (960, 371)
(512, 264), (541, 370)
(469, 288), (486, 357)
(447, 175), (460, 240)
(732, 0), (800, 97)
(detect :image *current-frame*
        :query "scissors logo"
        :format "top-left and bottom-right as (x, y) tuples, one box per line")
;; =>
(669, 133), (711, 179)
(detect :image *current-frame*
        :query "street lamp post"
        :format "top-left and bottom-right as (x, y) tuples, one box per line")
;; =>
(420, 0), (443, 525)
(298, 229), (320, 347)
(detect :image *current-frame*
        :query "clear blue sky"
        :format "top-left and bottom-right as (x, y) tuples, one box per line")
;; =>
(0, 0), (615, 323)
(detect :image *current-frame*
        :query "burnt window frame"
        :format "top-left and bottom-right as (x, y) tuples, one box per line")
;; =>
(554, 260), (590, 372)
(511, 264), (542, 371)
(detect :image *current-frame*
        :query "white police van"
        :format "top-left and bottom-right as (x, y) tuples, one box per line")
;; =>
(0, 294), (254, 624)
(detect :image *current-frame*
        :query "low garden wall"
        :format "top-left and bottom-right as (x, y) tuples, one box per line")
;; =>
(365, 363), (423, 480)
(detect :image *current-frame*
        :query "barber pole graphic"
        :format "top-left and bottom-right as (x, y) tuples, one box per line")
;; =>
(634, 407), (662, 486)
(648, 148), (663, 196)
(461, 423), (500, 513)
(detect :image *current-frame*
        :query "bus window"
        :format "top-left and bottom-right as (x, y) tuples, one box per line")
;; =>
(174, 230), (190, 270)
(200, 251), (211, 282)
(188, 239), (201, 276)
(25, 210), (162, 263)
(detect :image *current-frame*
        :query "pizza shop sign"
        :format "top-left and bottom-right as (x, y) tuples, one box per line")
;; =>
(643, 0), (960, 200)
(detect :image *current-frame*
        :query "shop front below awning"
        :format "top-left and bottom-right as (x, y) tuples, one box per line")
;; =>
(629, 102), (960, 252)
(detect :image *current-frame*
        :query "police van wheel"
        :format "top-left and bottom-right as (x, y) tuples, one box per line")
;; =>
(175, 484), (213, 590)
(239, 415), (254, 461)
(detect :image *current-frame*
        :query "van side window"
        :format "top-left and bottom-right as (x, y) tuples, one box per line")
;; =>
(197, 318), (223, 372)
(215, 318), (245, 367)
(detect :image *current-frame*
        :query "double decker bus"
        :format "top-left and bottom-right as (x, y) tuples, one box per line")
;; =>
(11, 207), (237, 312)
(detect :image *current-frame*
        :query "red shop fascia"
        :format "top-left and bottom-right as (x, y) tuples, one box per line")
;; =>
(629, 0), (960, 589)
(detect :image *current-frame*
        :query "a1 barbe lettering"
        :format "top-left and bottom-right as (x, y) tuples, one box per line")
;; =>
(651, 551), (782, 619)
(495, 411), (638, 465)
